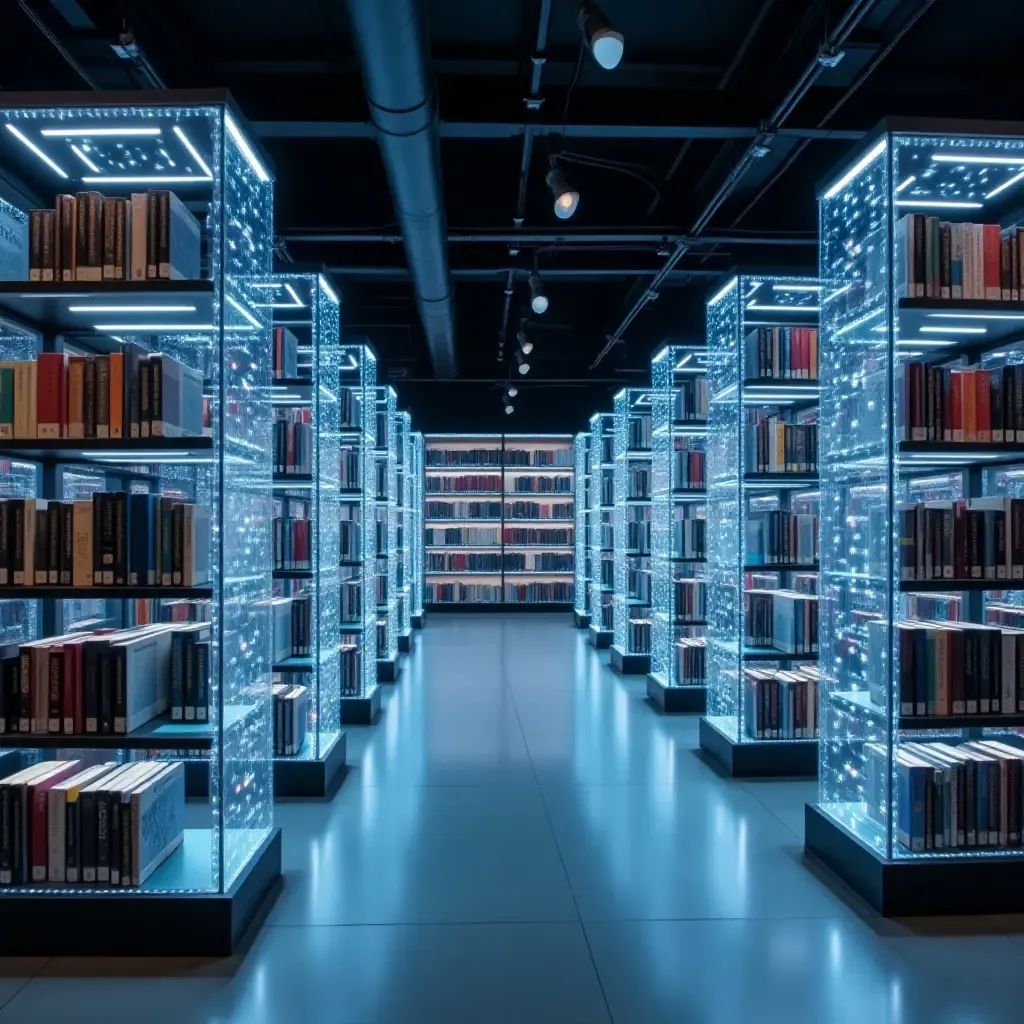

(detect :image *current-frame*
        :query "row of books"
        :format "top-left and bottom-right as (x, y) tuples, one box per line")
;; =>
(627, 466), (651, 500)
(505, 527), (574, 545)
(273, 407), (313, 476)
(874, 740), (1024, 852)
(374, 411), (388, 449)
(629, 566), (651, 605)
(426, 448), (502, 467)
(599, 474), (613, 506)
(504, 449), (573, 467)
(674, 517), (706, 560)
(900, 362), (1024, 444)
(626, 616), (652, 654)
(749, 571), (817, 596)
(425, 527), (500, 546)
(745, 589), (819, 654)
(272, 327), (299, 380)
(340, 645), (362, 696)
(425, 501), (502, 520)
(0, 349), (203, 441)
(674, 579), (706, 623)
(673, 449), (705, 490)
(2, 622), (211, 737)
(339, 450), (361, 489)
(508, 476), (574, 493)
(626, 519), (651, 555)
(896, 215), (1024, 301)
(427, 553), (501, 572)
(0, 759), (185, 888)
(746, 511), (818, 566)
(271, 683), (309, 757)
(674, 379), (708, 422)
(340, 579), (362, 624)
(339, 388), (362, 430)
(0, 493), (210, 589)
(425, 475), (502, 494)
(27, 189), (200, 283)
(744, 326), (819, 381)
(628, 416), (652, 452)
(271, 593), (312, 661)
(427, 583), (503, 604)
(507, 553), (573, 572)
(505, 501), (573, 520)
(339, 512), (361, 562)
(505, 581), (572, 603)
(899, 497), (1024, 581)
(675, 637), (706, 686)
(745, 413), (819, 474)
(273, 497), (311, 572)
(743, 666), (819, 740)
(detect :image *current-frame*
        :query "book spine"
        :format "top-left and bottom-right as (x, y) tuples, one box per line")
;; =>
(102, 197), (116, 279)
(95, 356), (109, 439)
(147, 192), (159, 279)
(151, 355), (163, 437)
(28, 210), (42, 282)
(158, 190), (171, 278)
(113, 491), (127, 586)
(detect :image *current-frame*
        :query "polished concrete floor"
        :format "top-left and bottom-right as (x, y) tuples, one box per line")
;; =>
(4, 612), (1024, 1022)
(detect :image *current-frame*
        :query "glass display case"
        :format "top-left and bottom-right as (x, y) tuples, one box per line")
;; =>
(648, 344), (709, 711)
(410, 430), (426, 627)
(395, 410), (415, 653)
(611, 389), (654, 673)
(0, 91), (279, 954)
(587, 413), (616, 648)
(266, 270), (347, 795)
(573, 430), (592, 628)
(807, 121), (1024, 915)
(700, 274), (822, 776)
(374, 386), (400, 680)
(339, 344), (380, 724)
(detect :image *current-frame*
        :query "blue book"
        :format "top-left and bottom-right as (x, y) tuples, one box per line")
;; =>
(913, 627), (928, 715)
(897, 754), (927, 852)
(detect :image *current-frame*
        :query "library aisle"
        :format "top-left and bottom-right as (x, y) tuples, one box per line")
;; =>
(3, 614), (1024, 1022)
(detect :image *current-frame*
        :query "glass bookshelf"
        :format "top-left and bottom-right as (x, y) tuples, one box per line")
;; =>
(410, 430), (426, 628)
(374, 386), (400, 680)
(700, 274), (821, 776)
(339, 344), (380, 724)
(266, 270), (346, 795)
(573, 430), (591, 628)
(0, 91), (279, 954)
(395, 410), (415, 653)
(807, 121), (1024, 915)
(611, 389), (654, 673)
(587, 413), (616, 648)
(649, 344), (709, 712)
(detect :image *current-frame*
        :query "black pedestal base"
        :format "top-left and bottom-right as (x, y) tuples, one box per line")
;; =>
(805, 803), (1024, 915)
(587, 625), (612, 649)
(698, 716), (817, 778)
(411, 611), (426, 628)
(573, 609), (591, 629)
(341, 685), (382, 725)
(377, 655), (401, 682)
(0, 828), (281, 956)
(274, 731), (347, 797)
(611, 644), (650, 675)
(397, 629), (414, 653)
(647, 674), (706, 714)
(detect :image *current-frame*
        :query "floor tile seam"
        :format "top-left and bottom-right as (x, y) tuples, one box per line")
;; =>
(0, 958), (51, 1013)
(260, 917), (589, 929)
(497, 619), (615, 1023)
(738, 786), (805, 840)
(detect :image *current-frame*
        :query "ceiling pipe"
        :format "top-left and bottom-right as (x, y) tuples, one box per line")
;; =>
(344, 0), (457, 377)
(16, 0), (100, 89)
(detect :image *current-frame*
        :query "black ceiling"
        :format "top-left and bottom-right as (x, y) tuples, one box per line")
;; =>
(2, 0), (1023, 430)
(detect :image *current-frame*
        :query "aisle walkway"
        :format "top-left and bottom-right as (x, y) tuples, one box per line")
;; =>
(3, 613), (1024, 1022)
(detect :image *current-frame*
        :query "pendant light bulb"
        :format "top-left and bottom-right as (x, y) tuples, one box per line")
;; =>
(546, 167), (579, 220)
(516, 350), (530, 375)
(578, 1), (624, 70)
(506, 385), (518, 399)
(505, 403), (514, 415)
(529, 273), (549, 314)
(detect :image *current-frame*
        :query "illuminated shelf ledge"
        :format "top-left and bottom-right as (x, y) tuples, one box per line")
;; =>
(271, 656), (314, 672)
(424, 491), (504, 497)
(647, 673), (707, 714)
(505, 544), (573, 550)
(742, 646), (818, 662)
(899, 441), (1024, 467)
(424, 518), (502, 523)
(504, 571), (573, 576)
(900, 577), (1024, 592)
(0, 436), (213, 464)
(339, 559), (362, 567)
(0, 585), (211, 600)
(830, 688), (1024, 731)
(425, 545), (501, 550)
(897, 296), (1024, 346)
(573, 608), (591, 629)
(273, 568), (312, 579)
(805, 803), (1024, 916)
(426, 571), (502, 576)
(502, 466), (575, 474)
(425, 602), (573, 613)
(743, 378), (819, 389)
(0, 279), (215, 334)
(339, 488), (362, 497)
(270, 377), (314, 389)
(743, 473), (819, 487)
(743, 562), (819, 573)
(504, 518), (574, 523)
(698, 715), (817, 779)
(674, 419), (708, 428)
(587, 623), (613, 648)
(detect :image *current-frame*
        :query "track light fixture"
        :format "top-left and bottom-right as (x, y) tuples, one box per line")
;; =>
(529, 273), (549, 314)
(505, 402), (515, 415)
(516, 350), (530, 375)
(546, 166), (580, 220)
(578, 1), (624, 70)
(505, 385), (518, 399)
(517, 328), (534, 356)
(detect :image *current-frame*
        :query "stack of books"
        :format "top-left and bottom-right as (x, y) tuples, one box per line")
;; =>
(504, 580), (572, 604)
(425, 500), (502, 520)
(674, 579), (706, 623)
(427, 448), (502, 467)
(428, 552), (501, 572)
(744, 326), (818, 380)
(426, 526), (500, 546)
(674, 379), (708, 422)
(272, 497), (311, 572)
(272, 327), (299, 380)
(426, 475), (502, 493)
(674, 513), (706, 559)
(270, 593), (311, 661)
(504, 448), (573, 467)
(507, 475), (573, 494)
(674, 637), (706, 685)
(273, 406), (312, 476)
(745, 411), (818, 474)
(745, 589), (818, 654)
(271, 683), (309, 756)
(339, 449), (360, 489)
(628, 416), (652, 451)
(746, 511), (818, 565)
(743, 665), (819, 739)
(504, 500), (573, 520)
(505, 552), (572, 571)
(673, 447), (705, 490)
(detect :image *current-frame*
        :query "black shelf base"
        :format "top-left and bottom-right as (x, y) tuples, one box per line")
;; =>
(805, 803), (1024, 915)
(424, 603), (573, 613)
(647, 675), (706, 714)
(587, 624), (613, 649)
(411, 611), (426, 629)
(573, 609), (591, 629)
(698, 716), (817, 778)
(274, 732), (347, 798)
(341, 686), (382, 725)
(397, 629), (415, 654)
(610, 644), (650, 675)
(377, 655), (401, 683)
(0, 828), (281, 956)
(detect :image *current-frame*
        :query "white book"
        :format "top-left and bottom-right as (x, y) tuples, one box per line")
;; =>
(130, 193), (148, 282)
(132, 761), (185, 887)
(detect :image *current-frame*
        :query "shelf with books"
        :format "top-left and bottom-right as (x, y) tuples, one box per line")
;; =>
(611, 390), (653, 674)
(394, 411), (415, 653)
(374, 386), (400, 681)
(573, 429), (591, 627)
(338, 345), (379, 724)
(701, 274), (821, 778)
(410, 431), (425, 628)
(0, 91), (283, 954)
(806, 121), (1024, 916)
(586, 413), (616, 648)
(649, 344), (709, 712)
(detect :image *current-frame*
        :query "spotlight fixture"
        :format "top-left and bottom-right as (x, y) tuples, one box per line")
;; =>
(516, 350), (530, 375)
(578, 1), (624, 70)
(546, 167), (579, 220)
(505, 403), (515, 415)
(517, 329), (534, 356)
(506, 385), (518, 399)
(529, 273), (549, 314)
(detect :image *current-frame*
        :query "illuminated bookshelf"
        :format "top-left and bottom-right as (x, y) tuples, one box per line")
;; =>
(587, 412), (616, 648)
(374, 386), (400, 681)
(395, 410), (415, 653)
(410, 430), (426, 627)
(572, 430), (591, 628)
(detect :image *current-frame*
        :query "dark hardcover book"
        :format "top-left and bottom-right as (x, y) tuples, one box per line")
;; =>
(112, 645), (126, 734)
(139, 356), (151, 438)
(113, 198), (126, 280)
(112, 491), (127, 586)
(65, 788), (78, 882)
(157, 190), (170, 277)
(28, 210), (41, 281)
(183, 633), (195, 720)
(60, 194), (76, 281)
(940, 222), (951, 298)
(1016, 367), (1024, 443)
(95, 355), (109, 438)
(102, 197), (116, 278)
(9, 500), (24, 587)
(108, 789), (120, 884)
(38, 208), (53, 281)
(978, 625), (993, 712)
(100, 492), (116, 585)
(170, 631), (185, 721)
(47, 652), (61, 734)
(160, 501), (174, 585)
(194, 640), (210, 722)
(98, 649), (113, 734)
(59, 502), (73, 585)
(950, 629), (965, 714)
(95, 782), (111, 883)
(968, 510), (983, 579)
(79, 784), (97, 883)
(913, 215), (926, 296)
(83, 357), (96, 439)
(0, 783), (11, 882)
(33, 507), (47, 585)
(74, 192), (88, 278)
(964, 629), (979, 714)
(46, 502), (60, 585)
(82, 638), (106, 732)
(151, 354), (162, 435)
(172, 501), (184, 585)
(992, 374), (1004, 442)
(0, 501), (8, 586)
(147, 191), (159, 279)
(119, 796), (131, 887)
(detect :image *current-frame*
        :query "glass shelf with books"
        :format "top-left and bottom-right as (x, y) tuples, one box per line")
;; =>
(395, 411), (415, 653)
(649, 344), (709, 712)
(374, 386), (400, 681)
(611, 390), (653, 674)
(572, 430), (591, 628)
(587, 413), (616, 648)
(700, 273), (821, 777)
(0, 91), (282, 954)
(806, 120), (1024, 917)
(410, 431), (426, 628)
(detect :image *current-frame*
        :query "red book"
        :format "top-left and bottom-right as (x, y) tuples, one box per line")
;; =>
(950, 370), (964, 442)
(976, 369), (992, 442)
(29, 761), (80, 882)
(985, 224), (1002, 300)
(36, 353), (67, 439)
